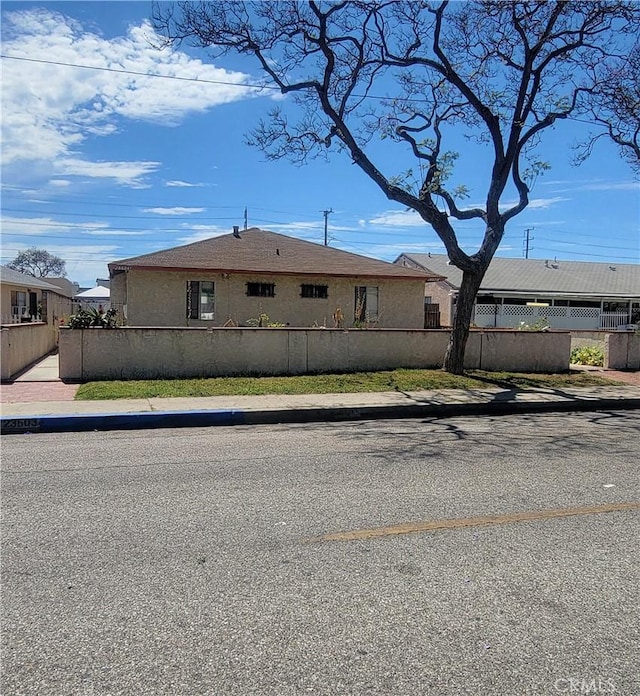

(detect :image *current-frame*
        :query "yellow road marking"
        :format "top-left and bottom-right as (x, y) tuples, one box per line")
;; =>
(307, 502), (640, 543)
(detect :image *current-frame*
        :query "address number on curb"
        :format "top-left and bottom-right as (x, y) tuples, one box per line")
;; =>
(1, 418), (41, 433)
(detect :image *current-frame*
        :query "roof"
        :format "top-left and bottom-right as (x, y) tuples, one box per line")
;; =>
(0, 265), (64, 291)
(397, 254), (640, 298)
(109, 228), (435, 281)
(75, 286), (110, 299)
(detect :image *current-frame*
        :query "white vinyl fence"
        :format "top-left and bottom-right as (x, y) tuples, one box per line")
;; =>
(474, 304), (629, 331)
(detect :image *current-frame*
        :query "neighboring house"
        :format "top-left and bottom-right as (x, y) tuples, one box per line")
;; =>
(395, 253), (640, 330)
(0, 266), (73, 324)
(74, 285), (111, 313)
(109, 227), (438, 329)
(45, 278), (80, 298)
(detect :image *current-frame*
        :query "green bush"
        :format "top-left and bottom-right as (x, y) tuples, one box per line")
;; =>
(68, 307), (118, 329)
(570, 345), (604, 367)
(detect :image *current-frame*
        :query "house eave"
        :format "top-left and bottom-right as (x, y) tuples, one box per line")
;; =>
(108, 263), (435, 281)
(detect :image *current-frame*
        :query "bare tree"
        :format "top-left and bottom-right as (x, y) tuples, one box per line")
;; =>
(153, 0), (637, 373)
(7, 248), (67, 278)
(575, 45), (640, 173)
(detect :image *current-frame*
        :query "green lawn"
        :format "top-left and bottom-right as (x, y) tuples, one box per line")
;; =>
(75, 369), (623, 400)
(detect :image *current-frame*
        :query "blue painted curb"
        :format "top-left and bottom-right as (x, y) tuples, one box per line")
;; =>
(1, 397), (639, 435)
(0, 409), (246, 434)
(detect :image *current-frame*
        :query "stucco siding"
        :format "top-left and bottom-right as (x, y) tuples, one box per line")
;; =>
(115, 269), (425, 329)
(59, 327), (571, 381)
(425, 280), (455, 326)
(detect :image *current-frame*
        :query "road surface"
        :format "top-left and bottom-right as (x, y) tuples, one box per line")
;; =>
(2, 411), (639, 695)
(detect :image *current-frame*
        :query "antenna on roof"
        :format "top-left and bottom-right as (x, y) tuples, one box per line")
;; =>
(233, 225), (241, 238)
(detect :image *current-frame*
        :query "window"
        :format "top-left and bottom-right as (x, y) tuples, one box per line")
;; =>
(354, 286), (379, 322)
(568, 299), (600, 308)
(187, 281), (215, 320)
(603, 301), (628, 313)
(301, 284), (328, 299)
(11, 290), (27, 317)
(247, 282), (275, 297)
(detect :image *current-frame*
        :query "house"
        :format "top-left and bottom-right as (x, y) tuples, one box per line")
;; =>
(44, 278), (80, 298)
(395, 253), (640, 330)
(1, 266), (76, 379)
(0, 266), (73, 324)
(74, 285), (111, 313)
(109, 228), (438, 329)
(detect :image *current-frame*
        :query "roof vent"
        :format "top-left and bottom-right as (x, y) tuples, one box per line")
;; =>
(233, 225), (241, 238)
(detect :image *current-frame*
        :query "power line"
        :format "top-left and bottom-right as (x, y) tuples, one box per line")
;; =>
(0, 53), (603, 123)
(2, 207), (240, 221)
(0, 54), (277, 92)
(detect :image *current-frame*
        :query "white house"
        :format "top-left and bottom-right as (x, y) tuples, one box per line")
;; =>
(74, 285), (111, 313)
(395, 254), (640, 330)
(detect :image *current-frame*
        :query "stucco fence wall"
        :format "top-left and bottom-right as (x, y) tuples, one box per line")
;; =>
(1, 322), (57, 381)
(605, 332), (640, 370)
(59, 327), (570, 381)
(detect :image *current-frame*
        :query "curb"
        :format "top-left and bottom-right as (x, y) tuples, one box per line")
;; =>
(1, 397), (639, 434)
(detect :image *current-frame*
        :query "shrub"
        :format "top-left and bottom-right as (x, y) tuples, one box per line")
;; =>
(68, 307), (118, 329)
(570, 345), (604, 367)
(516, 318), (549, 331)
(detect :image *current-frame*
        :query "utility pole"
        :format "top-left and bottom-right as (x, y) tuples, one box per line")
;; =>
(321, 208), (333, 246)
(244, 207), (248, 230)
(523, 227), (534, 259)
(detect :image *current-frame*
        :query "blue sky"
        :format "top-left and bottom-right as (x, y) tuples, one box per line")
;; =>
(1, 2), (638, 287)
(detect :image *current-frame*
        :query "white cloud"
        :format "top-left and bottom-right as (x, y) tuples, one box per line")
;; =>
(85, 230), (149, 237)
(55, 158), (161, 187)
(165, 180), (205, 188)
(49, 179), (71, 187)
(0, 215), (110, 235)
(1, 8), (264, 174)
(523, 196), (570, 209)
(549, 181), (640, 194)
(368, 210), (424, 227)
(338, 240), (445, 260)
(143, 207), (206, 215)
(177, 228), (229, 245)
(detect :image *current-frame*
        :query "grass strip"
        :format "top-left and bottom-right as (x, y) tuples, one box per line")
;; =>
(75, 369), (622, 401)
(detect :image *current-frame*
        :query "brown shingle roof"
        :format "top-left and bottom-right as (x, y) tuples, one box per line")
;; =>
(109, 228), (437, 280)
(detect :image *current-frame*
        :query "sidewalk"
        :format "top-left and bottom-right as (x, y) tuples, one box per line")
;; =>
(1, 354), (639, 434)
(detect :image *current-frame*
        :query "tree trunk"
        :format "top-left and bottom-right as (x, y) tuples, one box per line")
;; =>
(443, 270), (484, 374)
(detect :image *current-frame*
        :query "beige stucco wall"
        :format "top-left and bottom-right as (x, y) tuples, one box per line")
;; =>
(1, 323), (56, 380)
(605, 332), (640, 370)
(59, 327), (570, 381)
(111, 269), (426, 329)
(425, 280), (455, 326)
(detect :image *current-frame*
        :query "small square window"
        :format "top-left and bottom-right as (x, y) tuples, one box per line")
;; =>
(301, 284), (328, 299)
(247, 282), (275, 297)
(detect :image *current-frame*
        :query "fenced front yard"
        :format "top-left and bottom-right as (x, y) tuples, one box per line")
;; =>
(59, 327), (572, 382)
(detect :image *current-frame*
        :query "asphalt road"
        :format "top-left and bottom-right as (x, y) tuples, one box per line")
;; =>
(2, 411), (639, 696)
